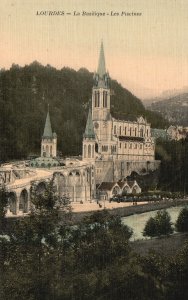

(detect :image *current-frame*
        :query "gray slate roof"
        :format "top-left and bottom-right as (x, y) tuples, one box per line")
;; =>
(83, 108), (95, 139)
(97, 41), (106, 78)
(43, 110), (53, 138)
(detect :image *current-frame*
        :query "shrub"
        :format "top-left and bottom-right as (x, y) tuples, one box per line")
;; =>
(176, 207), (188, 232)
(143, 210), (174, 238)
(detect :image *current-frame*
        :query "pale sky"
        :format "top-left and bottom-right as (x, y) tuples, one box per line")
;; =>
(0, 0), (188, 99)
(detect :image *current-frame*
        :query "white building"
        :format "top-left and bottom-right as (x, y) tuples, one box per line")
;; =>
(82, 42), (159, 184)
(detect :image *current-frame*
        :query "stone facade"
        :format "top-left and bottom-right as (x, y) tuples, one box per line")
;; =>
(83, 42), (160, 183)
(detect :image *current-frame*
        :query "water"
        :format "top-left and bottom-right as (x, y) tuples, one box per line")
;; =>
(122, 206), (185, 241)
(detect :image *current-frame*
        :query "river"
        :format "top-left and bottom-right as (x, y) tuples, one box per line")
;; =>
(122, 206), (185, 241)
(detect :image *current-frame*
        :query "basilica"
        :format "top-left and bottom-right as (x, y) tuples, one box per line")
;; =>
(82, 42), (159, 184)
(0, 42), (160, 216)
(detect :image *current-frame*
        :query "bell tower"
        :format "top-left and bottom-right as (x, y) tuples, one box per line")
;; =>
(41, 106), (57, 158)
(92, 41), (110, 122)
(82, 107), (96, 162)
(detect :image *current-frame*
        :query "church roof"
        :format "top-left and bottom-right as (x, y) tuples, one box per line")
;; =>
(30, 157), (60, 168)
(43, 109), (53, 138)
(97, 41), (106, 78)
(83, 108), (95, 139)
(119, 136), (144, 142)
(111, 112), (137, 122)
(97, 182), (117, 191)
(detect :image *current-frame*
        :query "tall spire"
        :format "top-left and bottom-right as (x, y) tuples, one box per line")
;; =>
(43, 105), (53, 138)
(84, 107), (95, 139)
(97, 41), (106, 78)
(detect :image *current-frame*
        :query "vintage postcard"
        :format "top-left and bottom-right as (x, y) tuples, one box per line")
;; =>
(0, 1), (188, 299)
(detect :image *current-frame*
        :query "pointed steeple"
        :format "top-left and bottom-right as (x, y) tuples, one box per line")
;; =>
(43, 105), (53, 138)
(84, 107), (95, 139)
(97, 41), (106, 78)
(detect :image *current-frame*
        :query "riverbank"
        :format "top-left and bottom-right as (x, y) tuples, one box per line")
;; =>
(131, 232), (188, 256)
(70, 198), (188, 222)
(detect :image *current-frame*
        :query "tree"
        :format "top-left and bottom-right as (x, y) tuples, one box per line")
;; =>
(0, 188), (8, 234)
(155, 210), (174, 236)
(143, 210), (174, 238)
(143, 217), (157, 238)
(176, 207), (188, 232)
(1, 181), (72, 300)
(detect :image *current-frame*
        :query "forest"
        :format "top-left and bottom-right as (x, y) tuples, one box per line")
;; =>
(156, 138), (188, 193)
(0, 62), (168, 162)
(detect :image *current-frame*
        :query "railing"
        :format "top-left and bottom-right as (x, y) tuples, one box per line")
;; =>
(6, 174), (53, 190)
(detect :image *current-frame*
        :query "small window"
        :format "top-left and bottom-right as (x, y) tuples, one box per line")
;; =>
(125, 143), (127, 148)
(120, 143), (121, 148)
(129, 143), (132, 149)
(140, 128), (144, 137)
(114, 125), (116, 135)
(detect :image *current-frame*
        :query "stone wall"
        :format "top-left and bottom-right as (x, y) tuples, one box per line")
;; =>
(95, 159), (160, 184)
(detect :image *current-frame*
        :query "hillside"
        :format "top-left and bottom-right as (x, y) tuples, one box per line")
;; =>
(0, 62), (167, 161)
(149, 93), (188, 126)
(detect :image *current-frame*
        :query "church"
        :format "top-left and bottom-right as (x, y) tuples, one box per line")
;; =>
(82, 42), (159, 184)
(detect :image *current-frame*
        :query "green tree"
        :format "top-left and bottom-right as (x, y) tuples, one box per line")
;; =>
(1, 181), (71, 300)
(0, 188), (8, 234)
(155, 210), (174, 236)
(143, 217), (157, 238)
(143, 210), (174, 238)
(176, 207), (188, 232)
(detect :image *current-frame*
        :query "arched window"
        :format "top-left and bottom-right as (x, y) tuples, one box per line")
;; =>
(84, 144), (86, 158)
(46, 145), (49, 156)
(125, 127), (127, 135)
(94, 91), (97, 107)
(88, 144), (91, 158)
(135, 128), (137, 136)
(103, 91), (107, 107)
(92, 145), (94, 158)
(50, 145), (52, 156)
(114, 125), (116, 135)
(140, 128), (144, 137)
(130, 128), (132, 136)
(97, 91), (100, 107)
(147, 129), (149, 137)
(119, 126), (121, 136)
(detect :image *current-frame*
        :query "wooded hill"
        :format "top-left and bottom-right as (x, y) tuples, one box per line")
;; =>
(0, 62), (168, 161)
(150, 93), (188, 126)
